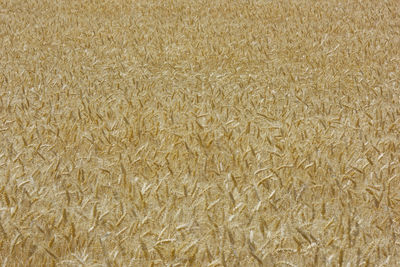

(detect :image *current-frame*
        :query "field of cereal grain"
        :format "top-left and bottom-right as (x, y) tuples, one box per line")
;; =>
(1, 0), (400, 266)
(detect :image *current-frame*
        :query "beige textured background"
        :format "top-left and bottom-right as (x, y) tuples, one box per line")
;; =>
(1, 0), (400, 265)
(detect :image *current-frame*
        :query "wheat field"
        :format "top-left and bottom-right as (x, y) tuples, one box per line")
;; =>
(1, 0), (400, 266)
